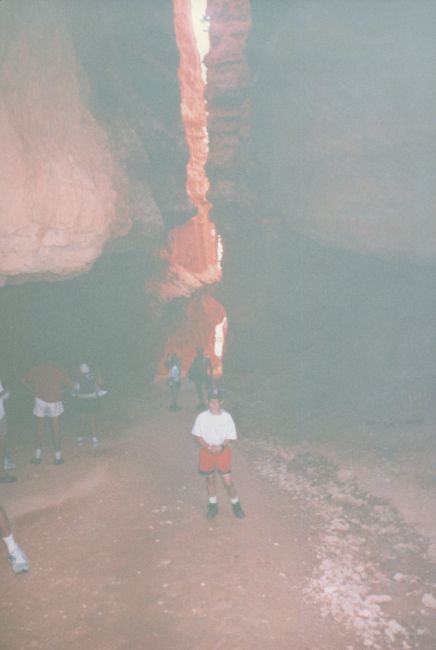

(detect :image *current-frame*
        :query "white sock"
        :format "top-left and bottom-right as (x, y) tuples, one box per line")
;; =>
(208, 497), (217, 504)
(55, 451), (62, 461)
(231, 497), (239, 504)
(3, 533), (18, 555)
(34, 448), (42, 460)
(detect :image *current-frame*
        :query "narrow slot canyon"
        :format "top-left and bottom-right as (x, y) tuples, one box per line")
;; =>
(1, 1), (436, 649)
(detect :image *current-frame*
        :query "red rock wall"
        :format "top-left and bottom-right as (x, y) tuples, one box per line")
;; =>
(158, 293), (226, 377)
(173, 0), (211, 221)
(0, 1), (130, 285)
(150, 0), (222, 301)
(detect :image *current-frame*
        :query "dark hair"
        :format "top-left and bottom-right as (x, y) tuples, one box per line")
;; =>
(208, 387), (224, 401)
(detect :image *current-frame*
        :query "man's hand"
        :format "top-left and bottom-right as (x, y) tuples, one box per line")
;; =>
(208, 445), (224, 454)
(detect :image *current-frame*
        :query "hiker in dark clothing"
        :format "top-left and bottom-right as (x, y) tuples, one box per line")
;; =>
(73, 363), (107, 448)
(188, 347), (213, 410)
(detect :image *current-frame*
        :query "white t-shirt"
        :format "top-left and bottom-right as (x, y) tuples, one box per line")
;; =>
(192, 409), (237, 446)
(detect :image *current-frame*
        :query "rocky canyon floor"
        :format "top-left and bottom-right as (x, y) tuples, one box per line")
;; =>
(1, 381), (436, 650)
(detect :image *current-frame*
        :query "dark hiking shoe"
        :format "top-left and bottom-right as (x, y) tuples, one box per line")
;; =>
(31, 457), (42, 465)
(232, 502), (246, 519)
(206, 503), (218, 520)
(54, 457), (64, 465)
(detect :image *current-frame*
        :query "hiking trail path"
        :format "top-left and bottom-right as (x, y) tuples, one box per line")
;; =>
(1, 383), (435, 650)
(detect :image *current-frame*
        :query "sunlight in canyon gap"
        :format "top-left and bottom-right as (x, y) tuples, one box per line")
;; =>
(190, 0), (210, 77)
(158, 0), (227, 375)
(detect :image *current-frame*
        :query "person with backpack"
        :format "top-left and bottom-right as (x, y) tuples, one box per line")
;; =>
(73, 363), (107, 448)
(188, 347), (213, 410)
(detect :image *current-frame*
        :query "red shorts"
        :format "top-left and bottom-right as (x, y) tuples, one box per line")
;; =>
(199, 446), (232, 474)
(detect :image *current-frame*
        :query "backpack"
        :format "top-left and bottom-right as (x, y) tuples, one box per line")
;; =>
(188, 355), (210, 380)
(76, 371), (97, 396)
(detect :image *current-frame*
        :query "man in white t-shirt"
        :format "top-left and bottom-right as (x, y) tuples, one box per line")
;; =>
(192, 387), (245, 520)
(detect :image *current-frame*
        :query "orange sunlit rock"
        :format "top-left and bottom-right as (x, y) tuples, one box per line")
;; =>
(151, 0), (222, 299)
(152, 1), (229, 375)
(173, 0), (210, 218)
(169, 217), (218, 273)
(159, 293), (226, 377)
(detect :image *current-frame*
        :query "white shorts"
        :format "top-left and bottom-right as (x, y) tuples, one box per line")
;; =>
(33, 398), (64, 418)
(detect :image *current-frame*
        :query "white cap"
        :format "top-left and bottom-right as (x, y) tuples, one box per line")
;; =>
(80, 363), (90, 374)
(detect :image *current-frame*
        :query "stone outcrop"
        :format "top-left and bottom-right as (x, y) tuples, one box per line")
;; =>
(0, 0), (188, 286)
(149, 0), (223, 304)
(0, 1), (131, 285)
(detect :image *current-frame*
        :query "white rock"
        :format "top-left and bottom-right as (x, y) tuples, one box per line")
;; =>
(385, 619), (407, 641)
(366, 594), (392, 604)
(422, 593), (436, 609)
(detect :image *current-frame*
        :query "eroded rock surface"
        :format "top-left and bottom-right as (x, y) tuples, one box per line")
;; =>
(0, 1), (131, 285)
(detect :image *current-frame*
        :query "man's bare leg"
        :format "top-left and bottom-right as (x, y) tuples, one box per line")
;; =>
(51, 416), (64, 464)
(31, 417), (45, 463)
(221, 473), (245, 518)
(0, 506), (29, 573)
(0, 433), (17, 482)
(205, 473), (219, 519)
(0, 506), (11, 537)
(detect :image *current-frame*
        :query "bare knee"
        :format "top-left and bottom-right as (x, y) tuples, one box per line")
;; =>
(221, 472), (233, 487)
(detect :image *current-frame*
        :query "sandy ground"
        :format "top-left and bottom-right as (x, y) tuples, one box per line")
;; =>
(1, 382), (435, 650)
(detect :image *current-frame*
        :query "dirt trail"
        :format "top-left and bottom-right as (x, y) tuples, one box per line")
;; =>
(1, 384), (435, 649)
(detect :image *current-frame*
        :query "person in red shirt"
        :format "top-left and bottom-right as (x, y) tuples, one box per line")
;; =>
(22, 360), (73, 465)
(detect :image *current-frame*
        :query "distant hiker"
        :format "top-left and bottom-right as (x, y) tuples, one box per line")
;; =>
(188, 346), (213, 410)
(73, 363), (107, 448)
(0, 378), (16, 484)
(22, 359), (73, 465)
(166, 353), (182, 412)
(192, 387), (245, 520)
(0, 505), (29, 574)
